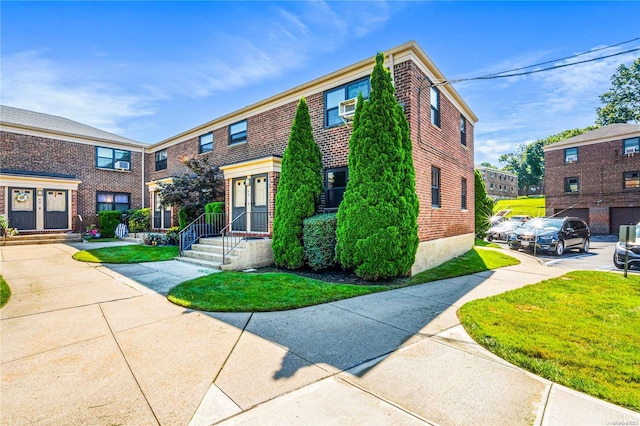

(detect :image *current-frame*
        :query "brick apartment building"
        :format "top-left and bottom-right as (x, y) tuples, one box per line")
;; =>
(0, 106), (146, 234)
(543, 123), (640, 233)
(475, 165), (517, 200)
(1, 41), (478, 273)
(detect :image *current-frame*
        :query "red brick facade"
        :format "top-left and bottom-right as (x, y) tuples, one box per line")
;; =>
(544, 126), (640, 233)
(1, 131), (144, 232)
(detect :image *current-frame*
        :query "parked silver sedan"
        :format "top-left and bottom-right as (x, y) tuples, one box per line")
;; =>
(613, 223), (640, 270)
(486, 220), (526, 242)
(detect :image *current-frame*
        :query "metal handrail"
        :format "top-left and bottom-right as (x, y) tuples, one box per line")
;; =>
(179, 212), (226, 256)
(220, 212), (247, 265)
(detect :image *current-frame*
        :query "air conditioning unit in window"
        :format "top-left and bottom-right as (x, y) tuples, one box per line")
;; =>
(565, 155), (578, 163)
(624, 146), (639, 156)
(114, 161), (130, 170)
(338, 98), (358, 122)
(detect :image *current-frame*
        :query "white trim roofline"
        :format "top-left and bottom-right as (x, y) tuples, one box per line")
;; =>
(543, 123), (640, 152)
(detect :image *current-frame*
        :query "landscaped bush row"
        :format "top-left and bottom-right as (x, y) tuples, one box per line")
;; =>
(97, 210), (122, 238)
(302, 213), (337, 271)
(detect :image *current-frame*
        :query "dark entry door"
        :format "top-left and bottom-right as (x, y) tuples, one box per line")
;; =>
(232, 178), (246, 231)
(45, 190), (68, 229)
(9, 187), (36, 230)
(251, 174), (268, 232)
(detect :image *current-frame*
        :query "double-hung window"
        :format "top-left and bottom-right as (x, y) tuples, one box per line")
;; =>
(325, 167), (348, 209)
(460, 115), (467, 146)
(96, 147), (131, 170)
(97, 192), (130, 212)
(324, 77), (370, 127)
(564, 177), (579, 193)
(229, 120), (247, 145)
(623, 137), (640, 155)
(461, 178), (467, 210)
(623, 171), (640, 189)
(430, 86), (440, 127)
(431, 166), (441, 207)
(199, 132), (213, 153)
(564, 147), (578, 163)
(155, 149), (167, 171)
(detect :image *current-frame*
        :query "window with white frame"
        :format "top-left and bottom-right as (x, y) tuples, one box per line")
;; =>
(430, 86), (440, 127)
(623, 137), (640, 155)
(564, 147), (578, 163)
(155, 149), (167, 171)
(324, 77), (370, 127)
(199, 132), (213, 153)
(229, 121), (247, 145)
(96, 147), (131, 170)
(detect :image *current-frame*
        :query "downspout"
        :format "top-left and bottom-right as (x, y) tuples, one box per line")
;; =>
(389, 53), (395, 87)
(141, 146), (145, 208)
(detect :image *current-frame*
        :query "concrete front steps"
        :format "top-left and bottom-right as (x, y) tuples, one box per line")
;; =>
(1, 232), (82, 246)
(176, 236), (274, 271)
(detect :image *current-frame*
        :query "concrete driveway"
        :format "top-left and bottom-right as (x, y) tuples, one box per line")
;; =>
(1, 243), (638, 425)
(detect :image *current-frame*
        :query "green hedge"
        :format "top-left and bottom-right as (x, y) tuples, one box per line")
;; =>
(303, 213), (337, 271)
(178, 203), (204, 230)
(205, 202), (225, 214)
(98, 210), (122, 238)
(128, 208), (151, 234)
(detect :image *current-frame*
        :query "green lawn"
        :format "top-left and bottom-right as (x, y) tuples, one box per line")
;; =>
(494, 196), (546, 218)
(168, 248), (520, 312)
(459, 271), (640, 412)
(0, 275), (10, 308)
(86, 237), (119, 243)
(475, 238), (500, 248)
(73, 245), (179, 263)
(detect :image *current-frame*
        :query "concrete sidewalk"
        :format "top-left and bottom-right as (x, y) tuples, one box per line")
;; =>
(1, 244), (638, 425)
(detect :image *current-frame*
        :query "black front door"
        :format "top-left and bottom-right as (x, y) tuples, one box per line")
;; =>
(44, 190), (68, 229)
(232, 178), (246, 231)
(9, 187), (36, 230)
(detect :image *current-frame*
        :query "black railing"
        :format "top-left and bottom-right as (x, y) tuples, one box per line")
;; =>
(179, 212), (226, 255)
(221, 211), (270, 264)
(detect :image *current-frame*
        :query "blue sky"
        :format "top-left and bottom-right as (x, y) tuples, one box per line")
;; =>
(2, 1), (639, 166)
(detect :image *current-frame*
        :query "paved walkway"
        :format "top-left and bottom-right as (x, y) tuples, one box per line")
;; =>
(1, 244), (638, 425)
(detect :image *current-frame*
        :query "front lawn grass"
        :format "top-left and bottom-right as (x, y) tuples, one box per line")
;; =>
(459, 271), (640, 412)
(86, 237), (119, 243)
(475, 238), (500, 248)
(0, 275), (10, 308)
(409, 248), (519, 285)
(168, 248), (519, 312)
(494, 196), (545, 218)
(73, 245), (179, 263)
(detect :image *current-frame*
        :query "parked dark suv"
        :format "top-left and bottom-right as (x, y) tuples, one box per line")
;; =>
(508, 217), (591, 256)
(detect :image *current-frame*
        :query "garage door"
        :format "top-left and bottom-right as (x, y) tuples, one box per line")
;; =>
(610, 207), (640, 233)
(554, 208), (589, 224)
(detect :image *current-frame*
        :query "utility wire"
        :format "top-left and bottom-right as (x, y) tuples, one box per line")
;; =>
(433, 43), (640, 87)
(479, 36), (640, 78)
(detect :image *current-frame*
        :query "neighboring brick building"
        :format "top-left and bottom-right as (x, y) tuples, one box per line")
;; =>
(475, 166), (517, 200)
(543, 124), (640, 233)
(2, 41), (478, 274)
(1, 106), (146, 234)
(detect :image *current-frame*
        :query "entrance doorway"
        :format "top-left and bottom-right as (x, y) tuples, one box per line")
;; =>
(9, 187), (36, 230)
(44, 190), (68, 229)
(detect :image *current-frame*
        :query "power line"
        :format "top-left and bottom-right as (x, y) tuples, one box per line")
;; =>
(433, 41), (640, 87)
(480, 36), (640, 78)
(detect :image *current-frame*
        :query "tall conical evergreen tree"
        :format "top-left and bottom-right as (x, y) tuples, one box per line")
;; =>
(335, 52), (419, 280)
(272, 97), (323, 269)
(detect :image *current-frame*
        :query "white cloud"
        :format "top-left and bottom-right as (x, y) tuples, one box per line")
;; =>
(0, 51), (155, 135)
(0, 2), (392, 136)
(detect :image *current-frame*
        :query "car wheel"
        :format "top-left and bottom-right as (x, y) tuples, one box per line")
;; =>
(554, 240), (565, 256)
(579, 238), (590, 253)
(613, 253), (625, 269)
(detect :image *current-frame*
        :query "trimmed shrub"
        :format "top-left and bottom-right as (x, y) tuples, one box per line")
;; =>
(303, 214), (337, 271)
(178, 202), (204, 230)
(475, 170), (494, 238)
(272, 97), (323, 269)
(205, 202), (225, 214)
(97, 210), (122, 238)
(335, 52), (419, 280)
(128, 208), (151, 234)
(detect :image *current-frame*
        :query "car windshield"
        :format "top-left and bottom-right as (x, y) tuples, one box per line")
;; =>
(518, 218), (563, 232)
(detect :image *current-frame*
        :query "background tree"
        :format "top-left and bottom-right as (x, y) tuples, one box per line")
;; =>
(158, 156), (224, 208)
(474, 170), (494, 239)
(335, 52), (419, 280)
(596, 58), (640, 125)
(272, 97), (323, 269)
(499, 126), (598, 195)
